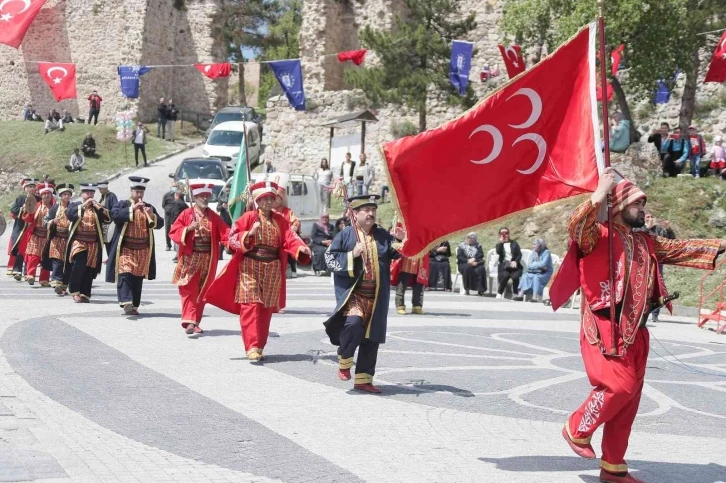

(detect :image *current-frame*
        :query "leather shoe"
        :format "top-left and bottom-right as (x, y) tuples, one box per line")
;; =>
(353, 383), (382, 394)
(599, 469), (645, 483)
(338, 368), (351, 380)
(562, 426), (595, 459)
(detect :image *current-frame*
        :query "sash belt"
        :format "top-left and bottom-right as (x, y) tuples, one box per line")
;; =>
(246, 245), (278, 262)
(75, 231), (98, 242)
(55, 229), (69, 239)
(193, 238), (212, 253)
(357, 280), (377, 300)
(32, 227), (47, 238)
(122, 236), (148, 250)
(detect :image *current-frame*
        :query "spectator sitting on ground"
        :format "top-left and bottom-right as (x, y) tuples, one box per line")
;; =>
(44, 110), (64, 134)
(23, 104), (38, 121)
(608, 112), (631, 153)
(61, 110), (75, 124)
(517, 238), (553, 303)
(647, 122), (670, 163)
(65, 148), (85, 172)
(81, 133), (97, 157)
(688, 125), (706, 178)
(710, 136), (726, 177)
(662, 127), (689, 177)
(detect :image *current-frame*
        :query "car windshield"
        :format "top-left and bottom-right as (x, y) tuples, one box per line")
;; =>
(207, 130), (244, 147)
(176, 161), (226, 180)
(214, 112), (243, 124)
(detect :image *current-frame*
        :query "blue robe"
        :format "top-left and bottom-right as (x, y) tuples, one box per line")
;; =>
(519, 248), (554, 296)
(63, 201), (110, 276)
(105, 200), (163, 283)
(323, 224), (400, 345)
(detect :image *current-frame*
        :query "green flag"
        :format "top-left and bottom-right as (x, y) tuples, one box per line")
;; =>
(228, 129), (250, 222)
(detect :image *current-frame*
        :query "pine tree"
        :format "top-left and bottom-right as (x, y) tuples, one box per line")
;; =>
(345, 0), (477, 133)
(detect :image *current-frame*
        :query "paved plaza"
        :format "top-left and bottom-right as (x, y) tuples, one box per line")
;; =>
(1, 150), (725, 482)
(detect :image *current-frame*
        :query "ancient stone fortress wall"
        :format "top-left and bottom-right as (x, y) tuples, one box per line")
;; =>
(0, 0), (228, 123)
(266, 0), (504, 187)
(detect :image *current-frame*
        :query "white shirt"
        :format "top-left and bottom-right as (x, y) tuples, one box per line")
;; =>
(134, 129), (144, 144)
(317, 168), (333, 186)
(342, 161), (353, 184)
(503, 242), (512, 262)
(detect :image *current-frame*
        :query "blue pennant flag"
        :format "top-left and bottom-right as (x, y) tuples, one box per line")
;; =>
(655, 81), (671, 104)
(269, 59), (306, 111)
(118, 66), (153, 99)
(449, 40), (474, 96)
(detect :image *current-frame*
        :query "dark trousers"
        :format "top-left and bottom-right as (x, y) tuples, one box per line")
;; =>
(288, 256), (297, 273)
(104, 242), (112, 258)
(133, 143), (147, 165)
(458, 263), (486, 294)
(164, 218), (172, 248)
(157, 118), (166, 138)
(51, 258), (72, 286)
(498, 263), (522, 295)
(663, 153), (684, 177)
(82, 146), (96, 156)
(337, 316), (380, 384)
(12, 255), (24, 274)
(118, 273), (143, 307)
(68, 251), (95, 298)
(395, 272), (423, 308)
(87, 109), (99, 125)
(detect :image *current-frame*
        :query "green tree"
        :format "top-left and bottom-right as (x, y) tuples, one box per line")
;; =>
(345, 0), (477, 133)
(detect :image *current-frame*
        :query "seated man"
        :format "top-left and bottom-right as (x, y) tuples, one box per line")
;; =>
(65, 149), (85, 172)
(62, 110), (75, 124)
(608, 112), (631, 154)
(44, 110), (64, 134)
(82, 133), (97, 156)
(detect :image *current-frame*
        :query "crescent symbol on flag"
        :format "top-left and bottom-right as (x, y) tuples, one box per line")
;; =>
(505, 46), (520, 67)
(468, 125), (503, 165)
(507, 88), (542, 129)
(205, 65), (211, 72)
(46, 66), (68, 79)
(0, 0), (30, 14)
(513, 133), (547, 175)
(720, 37), (726, 53)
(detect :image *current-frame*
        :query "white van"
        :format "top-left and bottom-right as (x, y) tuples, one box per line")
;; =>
(222, 172), (322, 238)
(202, 121), (261, 172)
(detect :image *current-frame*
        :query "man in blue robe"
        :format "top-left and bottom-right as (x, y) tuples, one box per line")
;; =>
(323, 194), (404, 394)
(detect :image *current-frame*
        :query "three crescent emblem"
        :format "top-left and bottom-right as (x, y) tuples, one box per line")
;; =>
(46, 66), (68, 85)
(468, 88), (548, 175)
(504, 46), (520, 68)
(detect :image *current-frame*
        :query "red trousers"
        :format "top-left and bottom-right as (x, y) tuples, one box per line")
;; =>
(239, 303), (273, 356)
(178, 273), (206, 328)
(567, 327), (649, 474)
(25, 255), (50, 283)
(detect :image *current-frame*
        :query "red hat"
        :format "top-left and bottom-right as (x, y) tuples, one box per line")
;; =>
(189, 183), (214, 197)
(250, 180), (280, 202)
(37, 182), (55, 194)
(612, 179), (646, 215)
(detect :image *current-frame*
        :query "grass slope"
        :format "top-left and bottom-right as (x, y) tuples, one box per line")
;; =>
(0, 120), (193, 209)
(373, 177), (726, 308)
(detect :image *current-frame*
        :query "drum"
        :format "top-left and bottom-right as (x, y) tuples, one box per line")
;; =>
(0, 212), (5, 238)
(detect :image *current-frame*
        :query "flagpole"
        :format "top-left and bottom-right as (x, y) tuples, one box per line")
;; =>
(598, 0), (618, 357)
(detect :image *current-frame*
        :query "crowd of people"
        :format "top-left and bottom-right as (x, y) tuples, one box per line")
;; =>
(648, 122), (725, 179)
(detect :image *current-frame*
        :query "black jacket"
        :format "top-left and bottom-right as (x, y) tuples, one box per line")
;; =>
(162, 191), (176, 217)
(157, 103), (168, 121)
(82, 137), (96, 149)
(169, 199), (188, 224)
(456, 243), (484, 265)
(340, 161), (355, 179)
(496, 240), (522, 266)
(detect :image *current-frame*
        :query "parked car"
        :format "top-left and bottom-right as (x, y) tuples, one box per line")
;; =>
(169, 157), (229, 213)
(221, 172), (321, 237)
(202, 121), (261, 172)
(206, 106), (263, 142)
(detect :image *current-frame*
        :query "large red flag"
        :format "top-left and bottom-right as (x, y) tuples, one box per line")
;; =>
(498, 44), (526, 78)
(384, 23), (602, 257)
(195, 63), (232, 79)
(37, 62), (77, 101)
(0, 0), (46, 49)
(337, 49), (367, 66)
(705, 32), (726, 83)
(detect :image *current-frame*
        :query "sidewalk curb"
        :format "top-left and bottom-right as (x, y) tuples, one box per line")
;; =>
(102, 141), (202, 183)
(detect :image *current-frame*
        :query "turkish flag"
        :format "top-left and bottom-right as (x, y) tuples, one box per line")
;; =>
(596, 82), (613, 102)
(0, 0), (46, 48)
(384, 23), (602, 257)
(337, 49), (367, 66)
(610, 44), (624, 75)
(498, 44), (526, 78)
(195, 63), (232, 79)
(37, 62), (77, 101)
(705, 32), (726, 83)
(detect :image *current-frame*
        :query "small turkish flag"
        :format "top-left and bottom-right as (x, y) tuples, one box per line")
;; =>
(0, 0), (47, 49)
(498, 44), (526, 78)
(384, 24), (601, 257)
(37, 62), (77, 101)
(705, 32), (726, 83)
(610, 44), (624, 75)
(195, 63), (232, 79)
(337, 49), (367, 66)
(596, 82), (614, 102)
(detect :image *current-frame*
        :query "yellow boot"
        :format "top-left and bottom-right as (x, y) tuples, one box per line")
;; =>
(396, 306), (406, 315)
(412, 306), (424, 315)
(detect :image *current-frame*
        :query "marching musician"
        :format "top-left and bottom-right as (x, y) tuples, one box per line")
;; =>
(7, 178), (39, 280)
(42, 184), (74, 295)
(21, 181), (54, 286)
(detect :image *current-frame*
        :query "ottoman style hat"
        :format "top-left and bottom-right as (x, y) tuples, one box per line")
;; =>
(190, 183), (214, 197)
(250, 180), (280, 202)
(79, 183), (97, 192)
(348, 194), (380, 210)
(611, 178), (646, 216)
(37, 182), (55, 195)
(56, 184), (75, 196)
(129, 176), (150, 190)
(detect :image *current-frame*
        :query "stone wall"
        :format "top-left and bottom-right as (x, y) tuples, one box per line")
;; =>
(0, 0), (227, 124)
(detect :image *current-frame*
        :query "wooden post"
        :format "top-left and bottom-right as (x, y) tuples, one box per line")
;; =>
(361, 121), (366, 154)
(328, 127), (334, 164)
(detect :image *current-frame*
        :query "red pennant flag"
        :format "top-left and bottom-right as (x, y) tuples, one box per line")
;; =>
(194, 63), (232, 79)
(498, 44), (526, 78)
(384, 24), (602, 257)
(37, 62), (77, 101)
(0, 0), (46, 49)
(705, 32), (726, 83)
(337, 49), (367, 66)
(596, 82), (614, 102)
(610, 44), (624, 75)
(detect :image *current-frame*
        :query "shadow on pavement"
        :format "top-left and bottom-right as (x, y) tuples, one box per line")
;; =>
(382, 383), (475, 397)
(262, 352), (338, 365)
(477, 456), (726, 483)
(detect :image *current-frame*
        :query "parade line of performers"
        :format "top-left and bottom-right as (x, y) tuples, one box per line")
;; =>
(6, 170), (726, 483)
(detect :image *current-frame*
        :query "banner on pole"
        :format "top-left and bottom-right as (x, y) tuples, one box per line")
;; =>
(118, 66), (153, 98)
(449, 40), (474, 96)
(269, 59), (306, 111)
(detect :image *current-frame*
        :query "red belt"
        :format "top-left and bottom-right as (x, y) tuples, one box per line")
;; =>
(122, 236), (148, 250)
(247, 245), (278, 262)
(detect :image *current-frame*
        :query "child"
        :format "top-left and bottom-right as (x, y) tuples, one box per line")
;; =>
(710, 136), (726, 179)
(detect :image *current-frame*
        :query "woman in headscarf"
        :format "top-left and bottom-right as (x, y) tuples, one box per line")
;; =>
(428, 241), (452, 291)
(517, 238), (554, 302)
(311, 212), (334, 275)
(456, 232), (486, 295)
